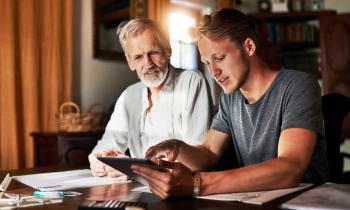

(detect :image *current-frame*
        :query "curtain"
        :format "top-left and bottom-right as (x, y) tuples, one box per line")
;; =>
(0, 0), (72, 169)
(147, 0), (170, 36)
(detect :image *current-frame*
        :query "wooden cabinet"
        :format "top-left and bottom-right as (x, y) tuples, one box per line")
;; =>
(30, 132), (59, 167)
(30, 132), (103, 167)
(251, 10), (335, 78)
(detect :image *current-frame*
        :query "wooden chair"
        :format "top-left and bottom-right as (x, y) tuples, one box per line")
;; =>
(322, 93), (350, 183)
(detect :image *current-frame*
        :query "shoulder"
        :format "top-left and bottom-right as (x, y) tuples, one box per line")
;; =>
(174, 66), (205, 79)
(174, 67), (206, 86)
(273, 70), (321, 110)
(124, 81), (146, 95)
(276, 69), (320, 93)
(279, 69), (318, 86)
(119, 81), (146, 107)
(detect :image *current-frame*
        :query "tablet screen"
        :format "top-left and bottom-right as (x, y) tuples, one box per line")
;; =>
(97, 157), (165, 186)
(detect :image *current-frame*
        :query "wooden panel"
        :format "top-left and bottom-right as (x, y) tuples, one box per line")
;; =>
(56, 132), (103, 166)
(30, 132), (59, 167)
(30, 132), (103, 167)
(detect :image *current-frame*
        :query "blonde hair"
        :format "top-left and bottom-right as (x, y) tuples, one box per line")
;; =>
(192, 8), (259, 51)
(117, 18), (171, 53)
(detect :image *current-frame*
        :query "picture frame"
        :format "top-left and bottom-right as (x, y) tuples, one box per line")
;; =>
(271, 0), (289, 12)
(93, 0), (147, 60)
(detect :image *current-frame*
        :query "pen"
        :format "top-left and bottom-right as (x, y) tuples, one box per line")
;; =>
(33, 191), (82, 199)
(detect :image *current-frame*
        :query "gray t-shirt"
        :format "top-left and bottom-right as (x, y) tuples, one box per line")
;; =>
(211, 69), (328, 183)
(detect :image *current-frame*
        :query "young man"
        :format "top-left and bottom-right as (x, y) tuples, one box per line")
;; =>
(131, 8), (329, 198)
(89, 19), (212, 178)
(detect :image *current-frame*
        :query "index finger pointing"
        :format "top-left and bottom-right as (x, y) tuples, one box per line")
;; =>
(145, 147), (162, 159)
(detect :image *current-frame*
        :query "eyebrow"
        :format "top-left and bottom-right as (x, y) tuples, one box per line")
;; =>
(132, 54), (142, 59)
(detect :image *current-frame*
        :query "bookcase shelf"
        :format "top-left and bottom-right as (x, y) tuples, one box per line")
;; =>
(253, 11), (335, 20)
(250, 10), (335, 78)
(269, 41), (319, 49)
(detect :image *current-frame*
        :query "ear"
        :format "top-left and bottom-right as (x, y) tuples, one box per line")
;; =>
(125, 53), (136, 71)
(165, 47), (172, 60)
(243, 38), (256, 57)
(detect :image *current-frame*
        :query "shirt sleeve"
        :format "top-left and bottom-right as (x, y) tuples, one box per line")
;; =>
(91, 91), (129, 154)
(282, 74), (324, 136)
(180, 71), (212, 145)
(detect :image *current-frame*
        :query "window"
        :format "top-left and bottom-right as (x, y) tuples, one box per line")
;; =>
(168, 11), (198, 70)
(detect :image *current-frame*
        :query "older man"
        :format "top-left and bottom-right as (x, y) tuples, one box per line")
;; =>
(89, 19), (212, 178)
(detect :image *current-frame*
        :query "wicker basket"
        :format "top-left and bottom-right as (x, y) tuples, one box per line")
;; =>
(56, 101), (108, 133)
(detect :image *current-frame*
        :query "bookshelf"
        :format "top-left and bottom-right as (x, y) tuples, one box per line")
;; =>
(251, 10), (336, 78)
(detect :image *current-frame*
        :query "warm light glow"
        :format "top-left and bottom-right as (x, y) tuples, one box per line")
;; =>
(168, 12), (197, 70)
(169, 12), (196, 43)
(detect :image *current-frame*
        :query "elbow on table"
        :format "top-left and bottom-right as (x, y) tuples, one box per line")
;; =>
(283, 164), (305, 188)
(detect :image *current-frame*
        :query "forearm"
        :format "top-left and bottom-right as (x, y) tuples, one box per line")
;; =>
(176, 142), (218, 172)
(176, 129), (230, 171)
(200, 157), (303, 195)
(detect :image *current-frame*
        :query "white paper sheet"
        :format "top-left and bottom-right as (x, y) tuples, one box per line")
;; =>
(132, 183), (312, 205)
(197, 183), (312, 205)
(13, 169), (129, 191)
(0, 198), (62, 210)
(132, 186), (151, 193)
(0, 174), (11, 192)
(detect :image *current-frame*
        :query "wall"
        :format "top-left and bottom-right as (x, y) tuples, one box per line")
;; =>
(324, 0), (350, 13)
(73, 0), (138, 111)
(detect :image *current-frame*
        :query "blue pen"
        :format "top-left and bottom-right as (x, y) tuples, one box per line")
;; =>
(33, 191), (82, 199)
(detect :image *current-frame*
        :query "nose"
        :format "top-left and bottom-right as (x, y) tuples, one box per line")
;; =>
(208, 63), (221, 78)
(144, 54), (154, 68)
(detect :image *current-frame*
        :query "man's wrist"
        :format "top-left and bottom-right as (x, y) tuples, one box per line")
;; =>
(193, 172), (201, 197)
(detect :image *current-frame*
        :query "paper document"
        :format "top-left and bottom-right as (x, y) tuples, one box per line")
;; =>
(0, 174), (11, 192)
(197, 183), (312, 205)
(13, 169), (128, 191)
(132, 183), (312, 205)
(281, 182), (350, 210)
(132, 186), (151, 193)
(0, 196), (62, 210)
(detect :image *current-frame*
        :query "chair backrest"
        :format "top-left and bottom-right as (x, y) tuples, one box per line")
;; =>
(322, 93), (350, 182)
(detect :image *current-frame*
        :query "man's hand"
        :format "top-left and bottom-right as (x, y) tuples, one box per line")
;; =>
(131, 159), (194, 199)
(89, 152), (108, 177)
(145, 139), (182, 161)
(89, 150), (128, 179)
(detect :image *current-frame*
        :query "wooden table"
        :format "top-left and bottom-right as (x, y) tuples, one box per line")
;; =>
(0, 165), (309, 210)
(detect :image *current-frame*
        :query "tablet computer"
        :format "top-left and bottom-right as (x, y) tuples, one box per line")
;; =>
(97, 157), (166, 186)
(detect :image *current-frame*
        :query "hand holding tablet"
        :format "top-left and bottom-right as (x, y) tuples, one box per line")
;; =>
(97, 157), (166, 186)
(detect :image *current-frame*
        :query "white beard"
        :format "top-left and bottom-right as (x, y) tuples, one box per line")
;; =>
(137, 66), (169, 88)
